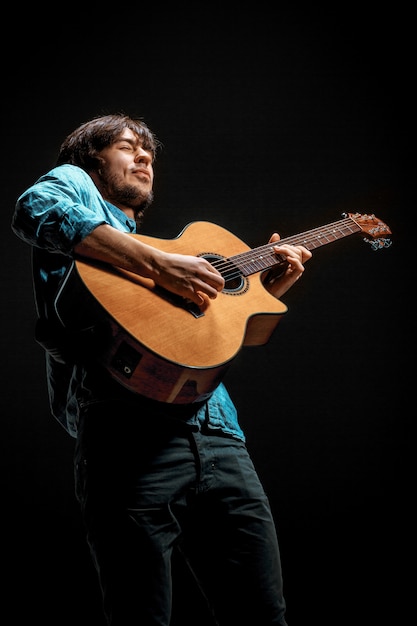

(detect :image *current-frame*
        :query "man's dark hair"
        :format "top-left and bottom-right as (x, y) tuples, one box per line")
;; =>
(56, 113), (160, 171)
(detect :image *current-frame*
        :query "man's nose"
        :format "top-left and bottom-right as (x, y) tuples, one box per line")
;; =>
(134, 149), (152, 164)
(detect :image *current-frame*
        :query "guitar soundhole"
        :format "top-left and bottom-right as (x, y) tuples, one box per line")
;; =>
(201, 254), (247, 293)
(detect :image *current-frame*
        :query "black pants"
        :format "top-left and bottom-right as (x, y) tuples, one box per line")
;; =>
(74, 400), (288, 625)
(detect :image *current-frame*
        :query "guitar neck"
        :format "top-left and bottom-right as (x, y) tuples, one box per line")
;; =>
(227, 214), (382, 278)
(277, 216), (361, 250)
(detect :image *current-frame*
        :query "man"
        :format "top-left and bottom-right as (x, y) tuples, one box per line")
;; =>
(12, 113), (311, 625)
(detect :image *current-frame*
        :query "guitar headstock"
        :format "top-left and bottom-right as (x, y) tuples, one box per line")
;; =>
(346, 212), (392, 250)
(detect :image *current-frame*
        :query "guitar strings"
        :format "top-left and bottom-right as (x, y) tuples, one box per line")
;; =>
(210, 217), (360, 280)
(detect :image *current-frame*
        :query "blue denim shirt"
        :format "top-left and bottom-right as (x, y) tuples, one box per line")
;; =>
(12, 164), (245, 441)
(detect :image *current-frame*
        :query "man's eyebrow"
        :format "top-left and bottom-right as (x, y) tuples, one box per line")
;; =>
(114, 137), (137, 146)
(114, 135), (155, 156)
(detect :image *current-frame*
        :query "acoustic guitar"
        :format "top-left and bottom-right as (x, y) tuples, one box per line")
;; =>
(55, 212), (391, 404)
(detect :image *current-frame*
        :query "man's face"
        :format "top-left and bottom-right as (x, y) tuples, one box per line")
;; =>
(91, 128), (154, 218)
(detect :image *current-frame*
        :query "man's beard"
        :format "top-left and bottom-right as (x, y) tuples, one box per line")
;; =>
(99, 169), (154, 227)
(134, 196), (153, 228)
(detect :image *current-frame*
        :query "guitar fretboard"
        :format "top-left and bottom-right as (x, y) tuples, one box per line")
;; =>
(211, 216), (361, 278)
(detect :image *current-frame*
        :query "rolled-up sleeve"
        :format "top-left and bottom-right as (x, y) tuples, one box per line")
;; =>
(12, 164), (109, 254)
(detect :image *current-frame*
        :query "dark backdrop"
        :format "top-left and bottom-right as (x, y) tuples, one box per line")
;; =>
(1, 7), (411, 625)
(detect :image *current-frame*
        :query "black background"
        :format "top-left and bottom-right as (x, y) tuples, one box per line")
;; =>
(1, 6), (411, 625)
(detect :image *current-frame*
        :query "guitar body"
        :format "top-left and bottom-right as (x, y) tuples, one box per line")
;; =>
(55, 221), (288, 404)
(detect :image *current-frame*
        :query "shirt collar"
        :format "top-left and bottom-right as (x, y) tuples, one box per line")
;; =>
(104, 201), (136, 233)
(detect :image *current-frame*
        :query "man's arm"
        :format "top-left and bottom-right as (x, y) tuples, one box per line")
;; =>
(75, 224), (225, 307)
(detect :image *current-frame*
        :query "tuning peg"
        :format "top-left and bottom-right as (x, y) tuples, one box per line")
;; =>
(363, 237), (392, 250)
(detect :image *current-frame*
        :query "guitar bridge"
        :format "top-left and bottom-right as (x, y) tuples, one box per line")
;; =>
(154, 286), (205, 318)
